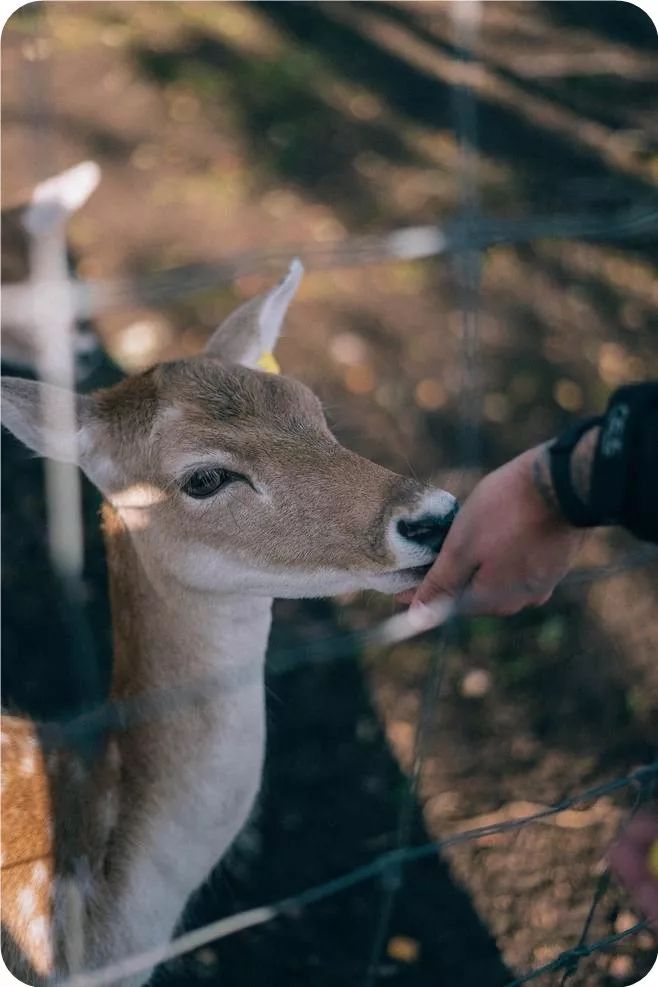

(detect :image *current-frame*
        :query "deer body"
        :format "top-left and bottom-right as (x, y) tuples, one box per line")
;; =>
(87, 504), (271, 978)
(1, 262), (457, 984)
(2, 507), (271, 985)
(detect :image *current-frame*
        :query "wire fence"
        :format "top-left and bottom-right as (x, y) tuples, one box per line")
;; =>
(3, 3), (658, 986)
(60, 763), (657, 987)
(4, 202), (658, 339)
(6, 148), (658, 987)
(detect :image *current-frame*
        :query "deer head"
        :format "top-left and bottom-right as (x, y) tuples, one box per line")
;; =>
(1, 262), (457, 599)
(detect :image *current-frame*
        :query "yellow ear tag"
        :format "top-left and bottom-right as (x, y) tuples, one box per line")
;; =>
(256, 352), (280, 375)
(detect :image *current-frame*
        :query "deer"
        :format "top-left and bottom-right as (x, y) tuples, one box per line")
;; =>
(1, 260), (457, 986)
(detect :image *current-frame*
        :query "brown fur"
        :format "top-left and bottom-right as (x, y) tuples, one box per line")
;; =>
(89, 358), (423, 572)
(1, 717), (54, 977)
(1, 271), (453, 983)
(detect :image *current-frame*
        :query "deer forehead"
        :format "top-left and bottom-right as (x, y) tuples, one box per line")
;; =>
(98, 359), (327, 450)
(88, 359), (334, 500)
(160, 358), (327, 428)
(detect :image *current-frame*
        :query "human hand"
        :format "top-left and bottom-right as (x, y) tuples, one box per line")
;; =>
(400, 445), (585, 617)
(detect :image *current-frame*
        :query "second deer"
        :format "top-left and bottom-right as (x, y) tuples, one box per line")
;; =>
(1, 261), (457, 985)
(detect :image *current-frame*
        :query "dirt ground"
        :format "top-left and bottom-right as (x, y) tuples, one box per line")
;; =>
(2, 3), (658, 985)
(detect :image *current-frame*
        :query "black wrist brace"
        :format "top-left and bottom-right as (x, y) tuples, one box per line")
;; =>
(589, 382), (658, 528)
(549, 416), (602, 527)
(551, 383), (658, 529)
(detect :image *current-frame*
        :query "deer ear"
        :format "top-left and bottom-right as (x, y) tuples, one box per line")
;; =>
(1, 377), (116, 489)
(205, 259), (303, 368)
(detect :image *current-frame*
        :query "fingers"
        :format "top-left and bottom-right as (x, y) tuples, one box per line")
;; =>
(457, 569), (556, 617)
(412, 564), (556, 618)
(411, 531), (475, 609)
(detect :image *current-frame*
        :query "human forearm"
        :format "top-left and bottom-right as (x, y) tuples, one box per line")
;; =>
(408, 381), (657, 618)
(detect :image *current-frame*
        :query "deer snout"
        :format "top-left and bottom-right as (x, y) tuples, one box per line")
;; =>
(397, 505), (458, 552)
(389, 489), (459, 566)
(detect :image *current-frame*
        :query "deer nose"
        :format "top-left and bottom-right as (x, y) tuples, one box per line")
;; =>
(397, 505), (459, 552)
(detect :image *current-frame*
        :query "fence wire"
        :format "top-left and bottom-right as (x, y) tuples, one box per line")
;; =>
(12, 226), (655, 976)
(557, 775), (652, 987)
(363, 635), (451, 986)
(4, 200), (658, 335)
(33, 551), (658, 758)
(60, 763), (658, 987)
(6, 156), (658, 987)
(3, 4), (658, 987)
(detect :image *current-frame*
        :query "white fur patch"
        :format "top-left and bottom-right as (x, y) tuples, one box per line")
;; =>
(18, 886), (36, 920)
(32, 862), (48, 886)
(20, 753), (36, 776)
(112, 483), (168, 510)
(27, 913), (53, 974)
(112, 482), (169, 531)
(28, 914), (49, 943)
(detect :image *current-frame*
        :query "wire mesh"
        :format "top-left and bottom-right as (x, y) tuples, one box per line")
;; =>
(2, 3), (658, 987)
(8, 213), (655, 981)
(58, 764), (658, 987)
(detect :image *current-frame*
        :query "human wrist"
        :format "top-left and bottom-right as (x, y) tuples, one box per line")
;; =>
(531, 442), (564, 519)
(547, 417), (603, 527)
(531, 424), (601, 525)
(569, 425), (600, 504)
(532, 424), (601, 523)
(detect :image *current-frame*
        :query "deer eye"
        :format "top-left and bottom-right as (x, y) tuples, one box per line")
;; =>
(181, 467), (239, 499)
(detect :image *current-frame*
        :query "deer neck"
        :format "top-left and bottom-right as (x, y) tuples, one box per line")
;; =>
(103, 501), (272, 692)
(92, 504), (271, 967)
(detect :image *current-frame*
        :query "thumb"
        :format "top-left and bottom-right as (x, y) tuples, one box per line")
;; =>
(411, 543), (474, 609)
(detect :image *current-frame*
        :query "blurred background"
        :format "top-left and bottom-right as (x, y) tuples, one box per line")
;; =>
(2, 2), (658, 985)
